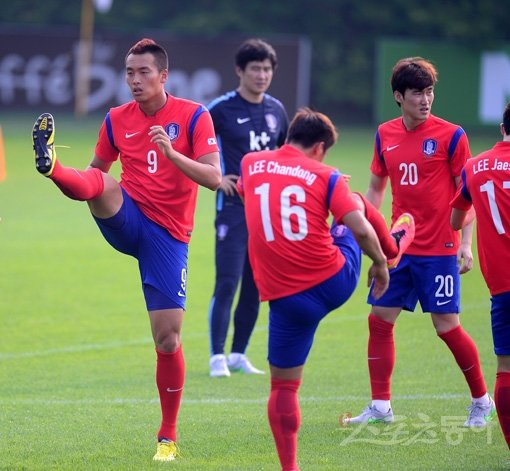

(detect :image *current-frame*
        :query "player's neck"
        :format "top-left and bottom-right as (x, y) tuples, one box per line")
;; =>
(402, 115), (427, 131)
(237, 87), (264, 104)
(138, 91), (168, 116)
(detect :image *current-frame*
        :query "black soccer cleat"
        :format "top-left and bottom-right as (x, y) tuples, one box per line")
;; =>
(32, 113), (56, 176)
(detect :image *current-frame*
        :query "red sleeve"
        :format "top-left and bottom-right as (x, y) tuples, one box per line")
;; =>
(328, 174), (359, 222)
(190, 108), (219, 160)
(450, 130), (471, 177)
(370, 130), (388, 178)
(450, 181), (472, 211)
(236, 175), (244, 198)
(94, 119), (119, 162)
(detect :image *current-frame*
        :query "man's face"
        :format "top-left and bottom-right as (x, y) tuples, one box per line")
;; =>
(396, 86), (435, 123)
(237, 59), (274, 96)
(125, 52), (167, 102)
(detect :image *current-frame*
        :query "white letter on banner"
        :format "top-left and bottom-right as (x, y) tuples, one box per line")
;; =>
(479, 52), (510, 124)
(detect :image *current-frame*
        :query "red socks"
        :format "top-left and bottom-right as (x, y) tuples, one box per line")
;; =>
(495, 371), (510, 449)
(438, 325), (487, 398)
(268, 378), (302, 471)
(50, 160), (104, 201)
(368, 314), (395, 400)
(156, 346), (185, 442)
(353, 192), (398, 259)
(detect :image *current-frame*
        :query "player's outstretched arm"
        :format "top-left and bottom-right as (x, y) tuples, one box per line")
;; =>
(342, 210), (389, 298)
(365, 173), (387, 210)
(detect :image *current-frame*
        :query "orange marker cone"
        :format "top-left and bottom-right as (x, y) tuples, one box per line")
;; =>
(0, 125), (5, 182)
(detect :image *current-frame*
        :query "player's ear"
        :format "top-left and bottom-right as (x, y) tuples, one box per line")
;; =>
(394, 90), (403, 105)
(160, 69), (168, 83)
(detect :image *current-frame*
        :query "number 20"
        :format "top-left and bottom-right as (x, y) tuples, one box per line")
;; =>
(399, 162), (418, 185)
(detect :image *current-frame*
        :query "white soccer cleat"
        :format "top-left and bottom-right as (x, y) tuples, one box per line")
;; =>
(227, 353), (265, 375)
(346, 404), (394, 424)
(464, 395), (497, 427)
(209, 354), (231, 377)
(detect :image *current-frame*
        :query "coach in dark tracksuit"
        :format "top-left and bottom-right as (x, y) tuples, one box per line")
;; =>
(207, 38), (288, 377)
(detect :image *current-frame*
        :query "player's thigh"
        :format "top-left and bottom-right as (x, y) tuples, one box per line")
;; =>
(491, 291), (510, 356)
(93, 188), (143, 256)
(268, 268), (357, 368)
(411, 255), (460, 314)
(139, 220), (189, 312)
(368, 255), (418, 311)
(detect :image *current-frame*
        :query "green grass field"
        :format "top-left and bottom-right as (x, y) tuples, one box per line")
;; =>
(0, 113), (507, 470)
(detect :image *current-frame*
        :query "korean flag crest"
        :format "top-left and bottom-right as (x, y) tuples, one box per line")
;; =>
(165, 123), (180, 141)
(422, 139), (437, 157)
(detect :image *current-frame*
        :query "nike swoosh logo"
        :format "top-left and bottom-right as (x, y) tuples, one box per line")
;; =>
(177, 290), (186, 297)
(166, 387), (183, 393)
(436, 299), (452, 306)
(237, 117), (251, 124)
(386, 145), (399, 152)
(125, 131), (140, 138)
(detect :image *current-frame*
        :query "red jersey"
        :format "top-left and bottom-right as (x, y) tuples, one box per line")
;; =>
(237, 144), (359, 301)
(451, 141), (510, 295)
(94, 94), (219, 243)
(371, 114), (470, 255)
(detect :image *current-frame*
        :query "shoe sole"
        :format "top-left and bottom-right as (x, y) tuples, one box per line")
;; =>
(209, 371), (231, 377)
(387, 213), (415, 269)
(32, 113), (55, 176)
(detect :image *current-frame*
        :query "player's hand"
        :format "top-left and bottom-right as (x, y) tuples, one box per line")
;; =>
(367, 262), (389, 299)
(457, 242), (473, 275)
(149, 125), (175, 158)
(219, 174), (239, 196)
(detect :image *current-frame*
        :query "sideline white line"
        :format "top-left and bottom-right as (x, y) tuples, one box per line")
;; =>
(0, 393), (466, 407)
(1, 299), (489, 361)
(0, 338), (154, 360)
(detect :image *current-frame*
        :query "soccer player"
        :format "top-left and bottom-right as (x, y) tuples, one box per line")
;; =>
(31, 38), (221, 462)
(207, 38), (288, 377)
(347, 56), (495, 426)
(237, 107), (414, 471)
(451, 101), (510, 449)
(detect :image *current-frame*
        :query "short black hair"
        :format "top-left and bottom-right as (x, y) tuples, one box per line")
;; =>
(287, 107), (338, 150)
(125, 38), (168, 71)
(391, 57), (437, 95)
(235, 38), (277, 71)
(503, 101), (510, 135)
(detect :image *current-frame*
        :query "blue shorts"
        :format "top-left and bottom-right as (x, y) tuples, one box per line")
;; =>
(268, 225), (361, 368)
(491, 291), (510, 355)
(367, 254), (460, 314)
(93, 189), (188, 311)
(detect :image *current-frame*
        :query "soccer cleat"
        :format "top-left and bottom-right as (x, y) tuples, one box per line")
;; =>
(32, 112), (56, 176)
(387, 212), (415, 269)
(209, 354), (231, 377)
(464, 396), (497, 427)
(346, 404), (394, 424)
(227, 353), (265, 375)
(153, 439), (179, 462)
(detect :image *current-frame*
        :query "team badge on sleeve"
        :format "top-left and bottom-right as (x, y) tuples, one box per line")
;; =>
(422, 139), (437, 156)
(165, 123), (180, 141)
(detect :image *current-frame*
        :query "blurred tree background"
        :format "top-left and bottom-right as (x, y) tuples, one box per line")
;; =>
(1, 0), (508, 124)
